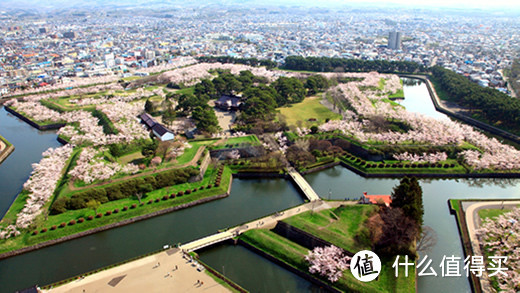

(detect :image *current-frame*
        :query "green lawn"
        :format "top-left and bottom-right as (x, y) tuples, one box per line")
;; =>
(388, 89), (404, 99)
(478, 208), (517, 221)
(223, 135), (260, 145)
(122, 76), (143, 81)
(240, 228), (414, 293)
(283, 205), (377, 253)
(174, 142), (205, 165)
(118, 151), (145, 165)
(0, 134), (12, 147)
(210, 135), (261, 150)
(0, 166), (232, 254)
(278, 96), (341, 128)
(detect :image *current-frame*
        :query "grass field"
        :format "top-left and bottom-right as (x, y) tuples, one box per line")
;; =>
(283, 205), (377, 252)
(240, 227), (414, 293)
(277, 96), (341, 128)
(118, 151), (145, 165)
(478, 207), (517, 221)
(388, 89), (405, 99)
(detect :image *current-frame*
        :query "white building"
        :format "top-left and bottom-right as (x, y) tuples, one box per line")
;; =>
(152, 124), (174, 141)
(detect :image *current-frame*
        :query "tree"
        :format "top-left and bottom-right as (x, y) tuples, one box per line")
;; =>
(477, 207), (520, 292)
(305, 75), (329, 95)
(194, 79), (217, 99)
(192, 105), (221, 134)
(375, 208), (418, 257)
(136, 183), (153, 204)
(175, 93), (208, 116)
(162, 103), (177, 127)
(271, 76), (306, 106)
(391, 177), (424, 228)
(305, 245), (351, 283)
(144, 99), (154, 114)
(86, 200), (100, 216)
(416, 226), (438, 253)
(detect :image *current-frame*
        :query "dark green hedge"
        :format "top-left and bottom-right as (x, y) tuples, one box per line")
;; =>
(92, 109), (119, 135)
(50, 167), (199, 214)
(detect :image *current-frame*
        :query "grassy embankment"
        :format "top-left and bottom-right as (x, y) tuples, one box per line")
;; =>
(240, 205), (415, 292)
(0, 164), (232, 255)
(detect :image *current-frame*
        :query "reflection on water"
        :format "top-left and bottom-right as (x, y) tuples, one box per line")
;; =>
(459, 177), (519, 189)
(402, 78), (422, 86)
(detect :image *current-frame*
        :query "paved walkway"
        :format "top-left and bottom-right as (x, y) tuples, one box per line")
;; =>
(45, 200), (355, 292)
(287, 167), (321, 201)
(0, 140), (5, 152)
(180, 200), (351, 252)
(464, 200), (520, 293)
(44, 248), (230, 293)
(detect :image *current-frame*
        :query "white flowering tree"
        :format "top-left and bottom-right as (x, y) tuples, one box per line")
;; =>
(305, 245), (351, 283)
(316, 72), (520, 171)
(477, 208), (520, 292)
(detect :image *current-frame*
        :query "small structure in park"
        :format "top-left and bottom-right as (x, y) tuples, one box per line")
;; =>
(215, 95), (241, 111)
(140, 113), (157, 128)
(152, 123), (174, 141)
(360, 192), (392, 207)
(140, 113), (174, 141)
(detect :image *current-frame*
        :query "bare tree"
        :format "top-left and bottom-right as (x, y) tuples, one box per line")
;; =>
(416, 226), (438, 253)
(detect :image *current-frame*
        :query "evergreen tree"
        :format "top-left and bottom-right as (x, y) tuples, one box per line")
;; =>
(192, 105), (221, 134)
(144, 99), (154, 114)
(391, 177), (424, 228)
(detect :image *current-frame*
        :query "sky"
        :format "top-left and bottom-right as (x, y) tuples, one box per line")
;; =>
(1, 0), (519, 11)
(297, 0), (520, 9)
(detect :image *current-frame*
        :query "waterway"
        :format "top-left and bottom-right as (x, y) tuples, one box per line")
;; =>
(0, 116), (305, 292)
(199, 244), (326, 293)
(399, 78), (450, 121)
(0, 107), (62, 217)
(0, 79), (519, 293)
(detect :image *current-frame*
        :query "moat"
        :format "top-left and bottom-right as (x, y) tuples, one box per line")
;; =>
(0, 80), (519, 292)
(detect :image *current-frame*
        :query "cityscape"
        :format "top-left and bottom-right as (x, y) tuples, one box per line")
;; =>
(0, 1), (519, 293)
(1, 5), (518, 97)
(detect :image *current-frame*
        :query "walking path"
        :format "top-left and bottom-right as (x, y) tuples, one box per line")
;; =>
(68, 146), (206, 192)
(46, 200), (354, 292)
(287, 167), (321, 202)
(464, 200), (520, 293)
(181, 200), (348, 252)
(44, 248), (230, 293)
(0, 139), (5, 152)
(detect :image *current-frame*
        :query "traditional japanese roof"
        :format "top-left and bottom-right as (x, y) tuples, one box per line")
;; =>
(140, 113), (157, 128)
(216, 95), (241, 108)
(362, 192), (392, 207)
(152, 123), (171, 137)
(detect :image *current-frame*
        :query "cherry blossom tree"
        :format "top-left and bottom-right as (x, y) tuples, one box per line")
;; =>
(477, 207), (520, 292)
(6, 145), (74, 234)
(305, 245), (351, 283)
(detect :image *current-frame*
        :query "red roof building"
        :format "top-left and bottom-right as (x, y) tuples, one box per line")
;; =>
(361, 192), (392, 207)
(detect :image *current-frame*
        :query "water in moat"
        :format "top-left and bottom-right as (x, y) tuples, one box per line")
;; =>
(198, 244), (326, 293)
(1, 79), (518, 292)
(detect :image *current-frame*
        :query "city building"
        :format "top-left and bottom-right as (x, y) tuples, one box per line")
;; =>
(388, 31), (402, 50)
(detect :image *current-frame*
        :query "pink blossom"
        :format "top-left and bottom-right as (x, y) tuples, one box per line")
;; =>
(305, 245), (351, 283)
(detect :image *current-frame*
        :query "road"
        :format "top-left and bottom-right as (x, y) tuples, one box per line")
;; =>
(464, 200), (520, 293)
